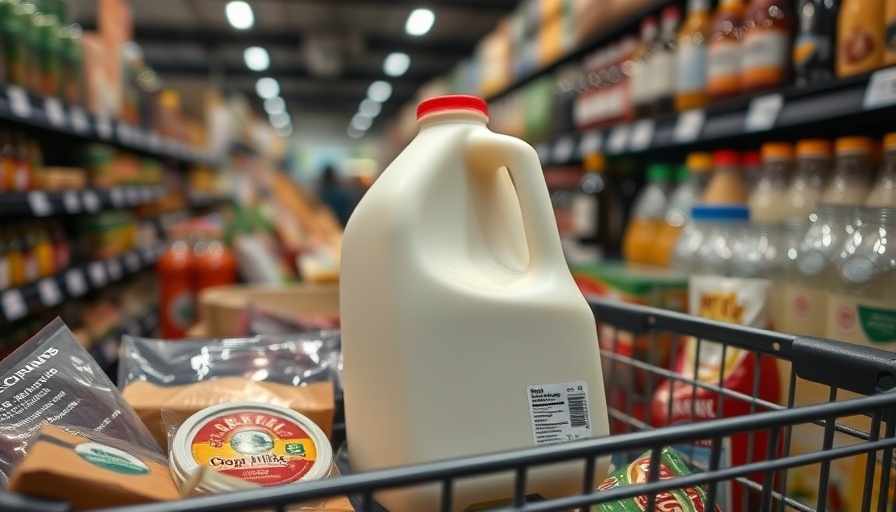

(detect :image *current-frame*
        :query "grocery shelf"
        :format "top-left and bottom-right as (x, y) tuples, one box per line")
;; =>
(535, 66), (896, 165)
(485, 0), (676, 102)
(0, 244), (165, 324)
(0, 85), (216, 166)
(89, 308), (159, 372)
(0, 185), (166, 218)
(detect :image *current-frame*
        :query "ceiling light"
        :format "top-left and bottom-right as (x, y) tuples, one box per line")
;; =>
(359, 99), (381, 117)
(255, 77), (279, 99)
(347, 126), (366, 139)
(276, 124), (293, 137)
(244, 46), (269, 71)
(270, 112), (290, 129)
(264, 96), (285, 115)
(226, 1), (254, 30)
(351, 113), (372, 131)
(383, 52), (411, 77)
(366, 81), (392, 103)
(405, 8), (434, 36)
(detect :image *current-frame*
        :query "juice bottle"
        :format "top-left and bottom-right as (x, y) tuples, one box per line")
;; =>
(158, 228), (195, 339)
(651, 6), (682, 115)
(837, 0), (885, 77)
(742, 149), (762, 193)
(340, 95), (610, 512)
(793, 0), (839, 86)
(865, 133), (896, 207)
(50, 220), (70, 271)
(1, 131), (14, 193)
(708, 0), (746, 102)
(6, 229), (25, 287)
(0, 232), (10, 291)
(741, 0), (794, 92)
(12, 133), (31, 192)
(622, 164), (672, 266)
(34, 223), (54, 278)
(822, 136), (874, 205)
(783, 139), (832, 219)
(749, 142), (793, 222)
(572, 153), (625, 259)
(193, 228), (238, 292)
(704, 150), (749, 204)
(657, 153), (713, 267)
(633, 17), (659, 118)
(676, 0), (712, 111)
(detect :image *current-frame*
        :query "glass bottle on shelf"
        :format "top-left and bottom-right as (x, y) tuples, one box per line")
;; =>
(704, 150), (749, 204)
(657, 153), (713, 267)
(837, 0), (885, 77)
(623, 163), (672, 266)
(741, 0), (794, 93)
(708, 0), (746, 102)
(632, 17), (659, 118)
(793, 0), (839, 86)
(651, 6), (682, 115)
(676, 0), (712, 111)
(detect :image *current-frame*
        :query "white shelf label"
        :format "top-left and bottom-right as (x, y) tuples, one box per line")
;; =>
(552, 136), (576, 163)
(62, 190), (81, 213)
(140, 187), (153, 203)
(44, 97), (66, 128)
(745, 93), (784, 132)
(578, 130), (603, 158)
(628, 119), (655, 152)
(37, 278), (62, 307)
(863, 67), (896, 110)
(82, 190), (101, 212)
(65, 269), (87, 296)
(607, 124), (630, 154)
(69, 106), (90, 134)
(106, 259), (123, 281)
(1, 289), (27, 321)
(95, 116), (113, 140)
(7, 85), (31, 118)
(110, 188), (125, 208)
(674, 109), (706, 143)
(126, 187), (140, 206)
(27, 191), (53, 217)
(149, 132), (162, 151)
(88, 261), (107, 287)
(124, 252), (141, 272)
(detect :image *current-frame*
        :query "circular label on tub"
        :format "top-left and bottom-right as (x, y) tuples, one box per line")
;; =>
(75, 442), (151, 475)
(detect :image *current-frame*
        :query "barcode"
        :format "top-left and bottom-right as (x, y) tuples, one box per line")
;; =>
(568, 393), (589, 429)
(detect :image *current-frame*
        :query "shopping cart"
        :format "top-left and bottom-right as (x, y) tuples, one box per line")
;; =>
(1, 297), (894, 512)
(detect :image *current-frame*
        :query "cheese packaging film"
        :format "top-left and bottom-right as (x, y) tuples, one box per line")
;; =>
(7, 424), (180, 510)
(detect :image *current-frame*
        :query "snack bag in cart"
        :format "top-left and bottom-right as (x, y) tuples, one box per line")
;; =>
(651, 276), (781, 512)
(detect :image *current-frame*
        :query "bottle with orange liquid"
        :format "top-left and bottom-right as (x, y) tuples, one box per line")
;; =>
(741, 0), (794, 93)
(676, 0), (712, 111)
(158, 225), (196, 339)
(656, 153), (713, 267)
(623, 164), (672, 266)
(708, 0), (746, 102)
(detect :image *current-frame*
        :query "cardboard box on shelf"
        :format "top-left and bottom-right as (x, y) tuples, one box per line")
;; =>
(196, 283), (339, 338)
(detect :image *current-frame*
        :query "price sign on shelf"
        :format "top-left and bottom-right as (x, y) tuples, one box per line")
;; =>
(95, 116), (113, 140)
(552, 136), (576, 163)
(106, 259), (123, 281)
(62, 190), (81, 213)
(27, 191), (53, 217)
(65, 269), (88, 297)
(578, 130), (602, 158)
(674, 109), (706, 143)
(88, 261), (107, 287)
(745, 93), (784, 132)
(1, 289), (27, 322)
(82, 190), (101, 212)
(124, 252), (141, 272)
(607, 124), (630, 154)
(44, 97), (66, 128)
(110, 188), (125, 208)
(126, 187), (140, 206)
(863, 67), (896, 110)
(7, 85), (31, 118)
(37, 278), (62, 307)
(69, 106), (90, 134)
(628, 119), (655, 152)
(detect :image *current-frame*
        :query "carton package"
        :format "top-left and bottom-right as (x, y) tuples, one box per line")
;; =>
(8, 424), (180, 510)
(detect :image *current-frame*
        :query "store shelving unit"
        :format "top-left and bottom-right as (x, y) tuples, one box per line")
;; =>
(0, 243), (165, 325)
(533, 66), (896, 166)
(0, 85), (216, 166)
(89, 308), (159, 372)
(0, 185), (166, 218)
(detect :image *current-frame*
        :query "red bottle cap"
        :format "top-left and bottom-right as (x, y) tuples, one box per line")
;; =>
(416, 95), (488, 120)
(713, 150), (741, 167)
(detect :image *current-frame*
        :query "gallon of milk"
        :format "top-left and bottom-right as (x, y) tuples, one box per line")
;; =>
(340, 95), (610, 512)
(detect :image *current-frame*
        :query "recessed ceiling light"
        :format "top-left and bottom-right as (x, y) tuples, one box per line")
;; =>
(367, 81), (392, 103)
(405, 8), (434, 36)
(264, 96), (285, 115)
(244, 46), (269, 71)
(255, 77), (279, 99)
(270, 111), (290, 129)
(347, 125), (366, 139)
(359, 99), (381, 117)
(383, 52), (411, 77)
(226, 1), (254, 30)
(351, 113), (372, 131)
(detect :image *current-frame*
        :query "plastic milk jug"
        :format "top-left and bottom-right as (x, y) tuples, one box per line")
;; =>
(340, 95), (610, 512)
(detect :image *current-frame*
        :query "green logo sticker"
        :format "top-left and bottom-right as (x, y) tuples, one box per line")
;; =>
(857, 305), (896, 343)
(285, 443), (306, 456)
(74, 442), (150, 475)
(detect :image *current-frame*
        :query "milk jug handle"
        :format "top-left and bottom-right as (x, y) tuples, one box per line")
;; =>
(465, 132), (566, 271)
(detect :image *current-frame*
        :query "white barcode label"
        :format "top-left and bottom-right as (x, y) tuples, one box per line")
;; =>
(527, 381), (591, 445)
